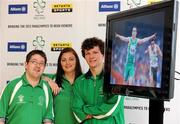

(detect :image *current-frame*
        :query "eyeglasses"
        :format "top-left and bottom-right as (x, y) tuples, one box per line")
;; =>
(29, 60), (45, 66)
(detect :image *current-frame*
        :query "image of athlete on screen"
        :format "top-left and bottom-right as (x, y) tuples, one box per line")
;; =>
(115, 26), (156, 85)
(145, 39), (162, 87)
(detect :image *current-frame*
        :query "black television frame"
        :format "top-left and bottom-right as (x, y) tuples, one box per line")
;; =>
(104, 0), (179, 100)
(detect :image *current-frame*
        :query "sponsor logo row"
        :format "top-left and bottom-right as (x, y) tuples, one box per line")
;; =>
(8, 38), (72, 52)
(8, 1), (121, 14)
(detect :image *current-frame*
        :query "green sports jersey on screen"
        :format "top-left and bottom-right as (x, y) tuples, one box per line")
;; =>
(126, 37), (138, 64)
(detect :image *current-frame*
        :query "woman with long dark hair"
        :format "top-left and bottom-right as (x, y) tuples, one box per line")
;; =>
(44, 47), (82, 124)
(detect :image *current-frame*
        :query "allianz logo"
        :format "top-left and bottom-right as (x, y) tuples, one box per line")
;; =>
(9, 44), (25, 49)
(100, 4), (119, 9)
(10, 6), (27, 12)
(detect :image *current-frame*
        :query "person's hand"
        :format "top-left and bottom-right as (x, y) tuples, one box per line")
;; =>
(86, 114), (93, 119)
(43, 76), (61, 95)
(0, 121), (5, 124)
(44, 122), (52, 124)
(115, 32), (118, 38)
(152, 33), (157, 39)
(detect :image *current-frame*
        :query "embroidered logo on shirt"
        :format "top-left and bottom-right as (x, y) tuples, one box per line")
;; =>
(17, 95), (25, 103)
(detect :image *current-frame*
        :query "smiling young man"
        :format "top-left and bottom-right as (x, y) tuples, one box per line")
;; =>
(72, 37), (125, 124)
(0, 50), (53, 124)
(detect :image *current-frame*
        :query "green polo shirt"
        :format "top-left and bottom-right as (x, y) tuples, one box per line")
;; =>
(54, 76), (78, 124)
(44, 74), (78, 124)
(0, 73), (54, 124)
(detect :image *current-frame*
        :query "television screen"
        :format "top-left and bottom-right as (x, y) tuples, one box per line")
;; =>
(104, 0), (179, 100)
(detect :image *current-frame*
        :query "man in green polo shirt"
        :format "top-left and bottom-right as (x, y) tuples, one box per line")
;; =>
(115, 27), (156, 85)
(0, 50), (53, 124)
(72, 37), (125, 124)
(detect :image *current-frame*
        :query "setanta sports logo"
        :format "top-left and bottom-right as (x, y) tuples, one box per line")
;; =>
(8, 42), (27, 52)
(148, 0), (162, 4)
(8, 4), (28, 14)
(99, 1), (120, 12)
(52, 4), (73, 13)
(51, 42), (72, 51)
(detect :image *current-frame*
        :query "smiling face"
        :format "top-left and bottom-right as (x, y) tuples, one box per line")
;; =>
(84, 46), (104, 69)
(60, 52), (76, 74)
(25, 54), (46, 79)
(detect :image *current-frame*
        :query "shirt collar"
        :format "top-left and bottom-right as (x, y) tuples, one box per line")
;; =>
(62, 75), (74, 86)
(85, 69), (104, 79)
(22, 72), (44, 88)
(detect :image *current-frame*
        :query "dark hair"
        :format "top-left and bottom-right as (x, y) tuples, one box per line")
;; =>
(151, 36), (156, 42)
(81, 37), (104, 57)
(55, 48), (82, 88)
(26, 50), (47, 64)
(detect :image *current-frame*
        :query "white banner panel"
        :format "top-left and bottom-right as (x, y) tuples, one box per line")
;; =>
(0, 0), (180, 124)
(0, 1), (3, 91)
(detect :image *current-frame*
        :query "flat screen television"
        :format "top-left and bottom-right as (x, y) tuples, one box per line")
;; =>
(104, 0), (179, 100)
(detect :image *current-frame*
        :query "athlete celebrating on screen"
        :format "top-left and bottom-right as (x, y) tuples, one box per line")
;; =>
(115, 26), (156, 85)
(145, 39), (162, 87)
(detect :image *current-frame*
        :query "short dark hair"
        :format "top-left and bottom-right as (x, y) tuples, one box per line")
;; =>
(151, 37), (156, 42)
(81, 37), (104, 57)
(55, 47), (82, 88)
(26, 50), (47, 64)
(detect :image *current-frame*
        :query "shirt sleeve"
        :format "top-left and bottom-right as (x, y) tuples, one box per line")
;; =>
(71, 82), (87, 123)
(43, 83), (54, 123)
(43, 73), (56, 80)
(83, 95), (124, 119)
(0, 84), (13, 121)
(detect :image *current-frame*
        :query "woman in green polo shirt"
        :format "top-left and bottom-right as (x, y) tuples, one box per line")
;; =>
(45, 48), (82, 124)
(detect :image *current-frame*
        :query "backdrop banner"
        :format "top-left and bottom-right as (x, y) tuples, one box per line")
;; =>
(0, 0), (179, 124)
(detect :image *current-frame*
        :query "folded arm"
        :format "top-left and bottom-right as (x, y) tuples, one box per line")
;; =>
(83, 95), (124, 119)
(71, 84), (92, 123)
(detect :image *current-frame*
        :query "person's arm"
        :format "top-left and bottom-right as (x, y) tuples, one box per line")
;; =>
(138, 33), (156, 44)
(42, 74), (60, 95)
(71, 81), (90, 123)
(0, 84), (13, 124)
(83, 95), (124, 119)
(43, 76), (60, 95)
(144, 47), (150, 54)
(42, 83), (54, 124)
(115, 32), (129, 42)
